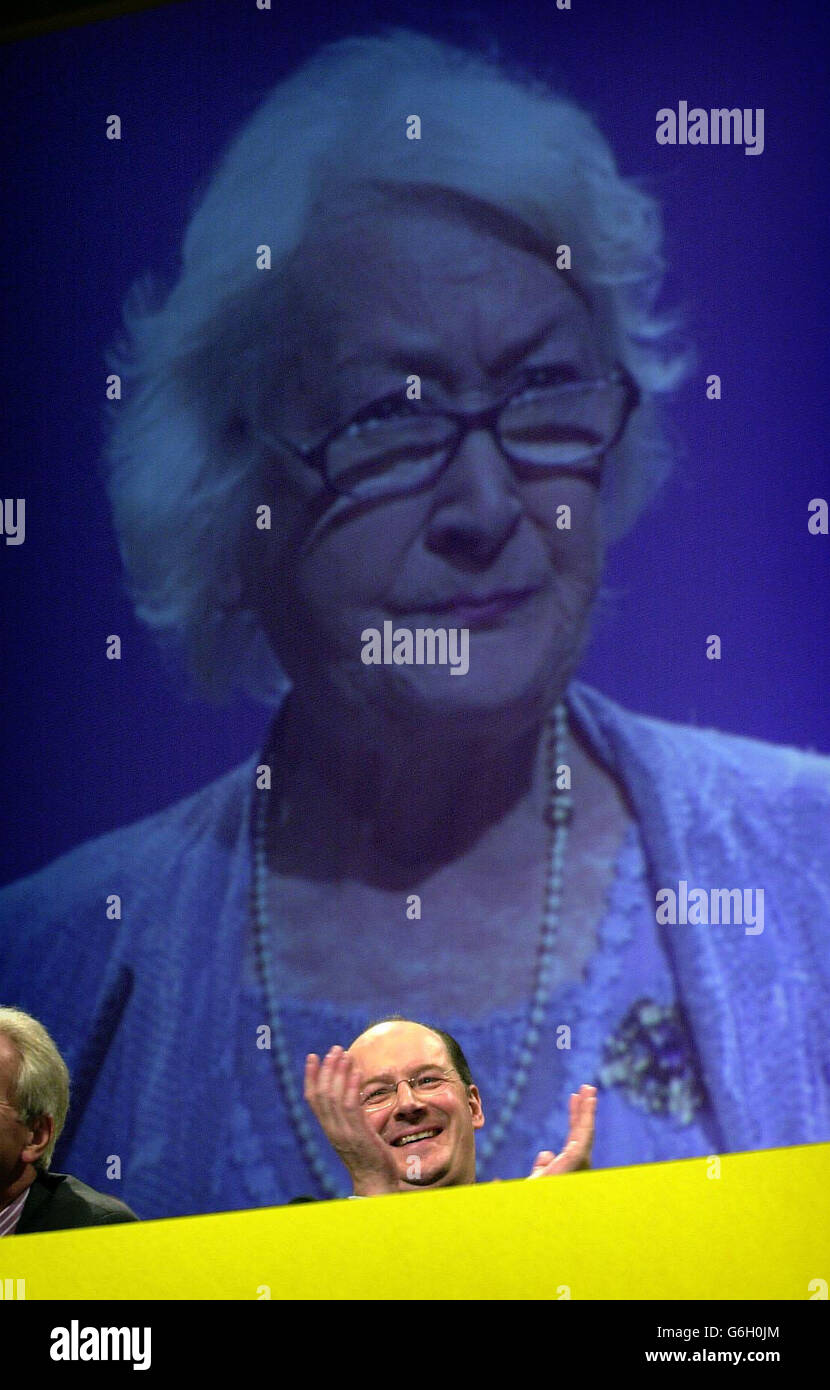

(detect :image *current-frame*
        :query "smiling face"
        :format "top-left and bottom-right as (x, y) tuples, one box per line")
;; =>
(347, 1020), (484, 1190)
(259, 196), (608, 736)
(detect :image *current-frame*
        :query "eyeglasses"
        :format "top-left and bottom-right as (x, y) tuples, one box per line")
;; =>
(359, 1069), (458, 1112)
(256, 365), (640, 504)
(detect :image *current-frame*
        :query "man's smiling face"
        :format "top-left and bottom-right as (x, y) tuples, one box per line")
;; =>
(347, 1021), (484, 1190)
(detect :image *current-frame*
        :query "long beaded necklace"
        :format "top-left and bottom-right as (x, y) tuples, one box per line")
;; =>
(251, 701), (572, 1197)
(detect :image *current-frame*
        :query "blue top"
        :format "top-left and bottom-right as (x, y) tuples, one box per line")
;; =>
(224, 822), (721, 1208)
(1, 682), (828, 1219)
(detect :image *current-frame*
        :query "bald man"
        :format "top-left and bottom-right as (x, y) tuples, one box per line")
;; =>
(304, 1016), (596, 1196)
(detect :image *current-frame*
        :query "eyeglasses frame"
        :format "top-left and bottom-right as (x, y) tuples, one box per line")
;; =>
(256, 363), (641, 502)
(359, 1067), (462, 1112)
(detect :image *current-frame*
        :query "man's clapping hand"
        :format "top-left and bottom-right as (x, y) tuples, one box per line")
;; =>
(528, 1084), (597, 1177)
(304, 1046), (402, 1196)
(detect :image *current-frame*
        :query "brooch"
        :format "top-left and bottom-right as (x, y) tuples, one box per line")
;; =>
(598, 998), (706, 1125)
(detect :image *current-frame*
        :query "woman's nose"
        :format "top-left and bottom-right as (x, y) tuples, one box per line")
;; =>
(424, 429), (522, 567)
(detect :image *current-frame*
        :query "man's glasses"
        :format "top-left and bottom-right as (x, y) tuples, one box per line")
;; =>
(359, 1068), (458, 1112)
(257, 365), (640, 504)
(0, 1100), (26, 1121)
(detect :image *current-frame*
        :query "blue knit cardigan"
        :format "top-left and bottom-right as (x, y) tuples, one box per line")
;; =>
(1, 682), (828, 1220)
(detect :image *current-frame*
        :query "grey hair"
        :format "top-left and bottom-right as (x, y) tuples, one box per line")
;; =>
(104, 28), (691, 702)
(0, 1007), (70, 1171)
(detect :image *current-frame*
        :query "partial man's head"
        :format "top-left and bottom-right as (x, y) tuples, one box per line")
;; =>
(347, 1017), (484, 1190)
(0, 1008), (69, 1204)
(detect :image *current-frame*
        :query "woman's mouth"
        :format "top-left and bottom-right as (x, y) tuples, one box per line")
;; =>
(400, 586), (541, 629)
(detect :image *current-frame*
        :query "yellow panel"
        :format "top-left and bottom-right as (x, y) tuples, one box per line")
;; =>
(5, 1143), (829, 1300)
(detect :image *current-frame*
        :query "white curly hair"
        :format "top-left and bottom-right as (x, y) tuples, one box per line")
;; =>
(104, 28), (690, 701)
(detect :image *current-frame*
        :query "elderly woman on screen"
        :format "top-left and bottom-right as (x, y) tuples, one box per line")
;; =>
(1, 31), (828, 1219)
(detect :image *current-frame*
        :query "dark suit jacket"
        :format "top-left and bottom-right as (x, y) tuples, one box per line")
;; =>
(12, 1170), (139, 1234)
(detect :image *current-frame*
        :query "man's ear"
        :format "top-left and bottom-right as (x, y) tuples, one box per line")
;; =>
(20, 1113), (54, 1167)
(467, 1084), (485, 1129)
